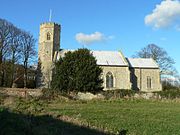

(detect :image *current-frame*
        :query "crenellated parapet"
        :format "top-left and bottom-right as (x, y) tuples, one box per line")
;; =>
(40, 22), (61, 27)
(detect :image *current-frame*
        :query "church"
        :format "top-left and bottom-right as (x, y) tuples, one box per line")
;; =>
(36, 22), (162, 92)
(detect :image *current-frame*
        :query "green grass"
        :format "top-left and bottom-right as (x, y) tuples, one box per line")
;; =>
(47, 99), (180, 135)
(0, 99), (110, 135)
(2, 97), (180, 135)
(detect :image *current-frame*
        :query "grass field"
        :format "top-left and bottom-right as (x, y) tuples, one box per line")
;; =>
(46, 99), (180, 135)
(1, 97), (180, 135)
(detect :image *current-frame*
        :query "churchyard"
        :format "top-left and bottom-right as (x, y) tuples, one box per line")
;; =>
(1, 89), (180, 135)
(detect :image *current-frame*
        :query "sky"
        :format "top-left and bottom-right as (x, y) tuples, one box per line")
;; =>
(1, 0), (180, 73)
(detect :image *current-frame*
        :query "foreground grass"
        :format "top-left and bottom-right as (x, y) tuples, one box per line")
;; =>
(1, 96), (180, 135)
(0, 99), (110, 135)
(47, 99), (180, 135)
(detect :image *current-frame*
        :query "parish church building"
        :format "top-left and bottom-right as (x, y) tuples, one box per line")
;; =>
(36, 22), (162, 92)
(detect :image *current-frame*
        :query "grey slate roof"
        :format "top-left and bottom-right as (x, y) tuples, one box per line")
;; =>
(55, 50), (128, 66)
(55, 49), (159, 68)
(126, 58), (159, 68)
(92, 51), (128, 66)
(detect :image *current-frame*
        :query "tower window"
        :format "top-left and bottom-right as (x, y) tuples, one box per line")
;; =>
(147, 76), (152, 89)
(47, 32), (51, 40)
(106, 72), (113, 88)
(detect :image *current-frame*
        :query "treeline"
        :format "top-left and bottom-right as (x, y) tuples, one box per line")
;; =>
(0, 18), (36, 88)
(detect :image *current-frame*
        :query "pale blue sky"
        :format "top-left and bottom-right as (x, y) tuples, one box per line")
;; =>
(1, 0), (180, 73)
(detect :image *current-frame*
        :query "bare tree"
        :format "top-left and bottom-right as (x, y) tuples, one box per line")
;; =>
(0, 18), (37, 88)
(0, 19), (14, 86)
(134, 44), (175, 75)
(0, 19), (12, 62)
(20, 31), (36, 88)
(8, 26), (22, 87)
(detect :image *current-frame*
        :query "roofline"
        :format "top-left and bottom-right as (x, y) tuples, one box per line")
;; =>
(126, 58), (160, 69)
(99, 65), (128, 67)
(129, 67), (159, 69)
(151, 58), (159, 68)
(118, 50), (129, 65)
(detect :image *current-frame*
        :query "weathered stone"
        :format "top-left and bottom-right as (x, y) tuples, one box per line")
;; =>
(96, 93), (105, 99)
(36, 23), (61, 88)
(134, 93), (141, 99)
(75, 92), (97, 100)
(0, 88), (42, 98)
(101, 66), (131, 90)
(130, 68), (162, 92)
(36, 22), (162, 92)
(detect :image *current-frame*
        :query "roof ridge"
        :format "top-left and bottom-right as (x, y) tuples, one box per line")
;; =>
(118, 50), (128, 65)
(128, 58), (153, 59)
(91, 50), (119, 52)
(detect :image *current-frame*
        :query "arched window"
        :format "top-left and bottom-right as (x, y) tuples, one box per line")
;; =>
(147, 76), (152, 89)
(106, 72), (113, 88)
(47, 32), (51, 40)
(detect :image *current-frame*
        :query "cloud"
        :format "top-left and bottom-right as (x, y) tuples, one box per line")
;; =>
(75, 32), (113, 45)
(145, 0), (180, 30)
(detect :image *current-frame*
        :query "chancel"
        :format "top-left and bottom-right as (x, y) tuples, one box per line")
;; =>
(36, 22), (162, 92)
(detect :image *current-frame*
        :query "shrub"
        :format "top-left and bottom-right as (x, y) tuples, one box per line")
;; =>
(102, 89), (135, 99)
(162, 81), (179, 91)
(0, 93), (8, 105)
(158, 89), (180, 99)
(52, 48), (103, 93)
(14, 98), (45, 114)
(41, 88), (61, 100)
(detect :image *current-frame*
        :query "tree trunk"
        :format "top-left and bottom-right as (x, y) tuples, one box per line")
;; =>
(0, 51), (3, 86)
(1, 67), (4, 86)
(24, 61), (27, 88)
(11, 53), (15, 87)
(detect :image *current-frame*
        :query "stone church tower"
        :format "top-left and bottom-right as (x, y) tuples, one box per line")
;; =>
(37, 22), (61, 88)
(36, 22), (161, 92)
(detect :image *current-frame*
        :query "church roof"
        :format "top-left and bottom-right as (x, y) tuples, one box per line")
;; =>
(126, 58), (159, 68)
(56, 50), (128, 66)
(92, 51), (128, 66)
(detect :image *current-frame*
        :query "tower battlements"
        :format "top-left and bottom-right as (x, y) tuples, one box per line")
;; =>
(40, 22), (61, 28)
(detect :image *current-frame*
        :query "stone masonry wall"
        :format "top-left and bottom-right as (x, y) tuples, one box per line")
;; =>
(0, 88), (42, 98)
(37, 23), (60, 88)
(101, 66), (131, 90)
(130, 68), (162, 92)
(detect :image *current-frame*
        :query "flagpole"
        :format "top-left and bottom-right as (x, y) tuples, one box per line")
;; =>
(49, 9), (52, 22)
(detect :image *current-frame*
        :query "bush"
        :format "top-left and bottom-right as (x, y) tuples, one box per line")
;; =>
(41, 88), (61, 100)
(14, 98), (45, 114)
(158, 81), (180, 99)
(102, 89), (135, 99)
(52, 48), (103, 93)
(0, 93), (8, 105)
(162, 81), (179, 91)
(158, 89), (180, 99)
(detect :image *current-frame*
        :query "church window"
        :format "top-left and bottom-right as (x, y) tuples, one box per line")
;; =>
(47, 32), (51, 40)
(106, 72), (113, 88)
(147, 76), (152, 89)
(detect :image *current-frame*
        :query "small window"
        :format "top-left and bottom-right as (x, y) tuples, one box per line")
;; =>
(106, 72), (113, 88)
(47, 32), (51, 40)
(147, 76), (152, 89)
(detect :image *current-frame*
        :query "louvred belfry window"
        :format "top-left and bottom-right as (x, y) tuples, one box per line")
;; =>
(47, 32), (51, 40)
